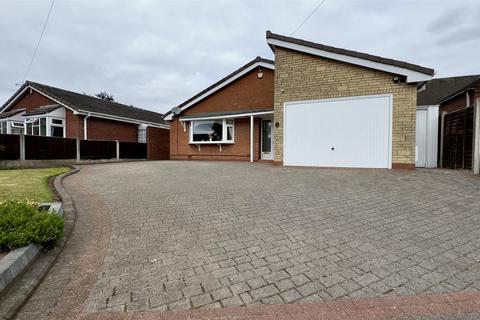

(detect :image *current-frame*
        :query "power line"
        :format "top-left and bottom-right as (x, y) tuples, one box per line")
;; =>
(22, 0), (55, 82)
(291, 0), (327, 36)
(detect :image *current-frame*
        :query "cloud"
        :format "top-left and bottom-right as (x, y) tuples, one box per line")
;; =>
(1, 0), (479, 114)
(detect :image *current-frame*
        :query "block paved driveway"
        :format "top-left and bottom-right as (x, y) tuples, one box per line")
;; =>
(15, 161), (480, 319)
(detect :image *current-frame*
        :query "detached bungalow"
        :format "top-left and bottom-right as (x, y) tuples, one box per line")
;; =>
(0, 81), (169, 144)
(166, 31), (434, 169)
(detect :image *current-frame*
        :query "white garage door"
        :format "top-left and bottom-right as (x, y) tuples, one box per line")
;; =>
(284, 94), (392, 168)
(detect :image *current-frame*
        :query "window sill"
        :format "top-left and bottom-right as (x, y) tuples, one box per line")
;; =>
(188, 141), (235, 145)
(189, 141), (234, 152)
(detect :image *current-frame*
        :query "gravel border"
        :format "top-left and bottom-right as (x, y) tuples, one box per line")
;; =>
(0, 165), (80, 320)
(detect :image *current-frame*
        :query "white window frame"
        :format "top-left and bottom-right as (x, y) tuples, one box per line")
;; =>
(10, 121), (24, 135)
(138, 126), (147, 143)
(0, 120), (7, 134)
(49, 117), (65, 138)
(189, 118), (235, 144)
(25, 118), (42, 136)
(24, 116), (65, 138)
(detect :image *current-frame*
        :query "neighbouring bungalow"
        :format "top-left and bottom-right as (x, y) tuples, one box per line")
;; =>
(166, 31), (435, 169)
(0, 81), (169, 145)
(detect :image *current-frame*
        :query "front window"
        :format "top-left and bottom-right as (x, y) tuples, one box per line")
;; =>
(24, 117), (64, 137)
(40, 118), (47, 136)
(10, 121), (24, 135)
(0, 121), (6, 134)
(138, 128), (147, 143)
(190, 119), (234, 143)
(28, 118), (40, 135)
(50, 118), (64, 137)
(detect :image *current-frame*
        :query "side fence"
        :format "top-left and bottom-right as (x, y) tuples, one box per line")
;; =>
(0, 134), (149, 161)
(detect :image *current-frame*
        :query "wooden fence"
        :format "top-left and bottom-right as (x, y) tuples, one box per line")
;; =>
(442, 106), (474, 169)
(0, 134), (147, 161)
(0, 134), (20, 160)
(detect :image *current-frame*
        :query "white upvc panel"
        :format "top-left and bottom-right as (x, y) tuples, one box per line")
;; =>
(416, 105), (439, 168)
(416, 109), (427, 167)
(284, 94), (392, 168)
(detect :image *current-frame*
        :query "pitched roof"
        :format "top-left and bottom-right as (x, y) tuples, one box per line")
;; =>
(0, 108), (25, 120)
(164, 56), (274, 120)
(417, 75), (480, 106)
(1, 81), (168, 127)
(266, 31), (434, 81)
(24, 104), (61, 116)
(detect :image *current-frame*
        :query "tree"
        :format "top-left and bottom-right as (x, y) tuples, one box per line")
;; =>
(95, 91), (115, 102)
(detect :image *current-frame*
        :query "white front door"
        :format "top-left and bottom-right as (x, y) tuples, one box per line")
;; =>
(283, 94), (392, 168)
(261, 119), (273, 159)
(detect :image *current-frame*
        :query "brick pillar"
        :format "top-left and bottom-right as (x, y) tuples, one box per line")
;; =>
(147, 127), (170, 160)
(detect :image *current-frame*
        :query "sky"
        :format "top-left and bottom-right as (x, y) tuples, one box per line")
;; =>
(1, 0), (479, 114)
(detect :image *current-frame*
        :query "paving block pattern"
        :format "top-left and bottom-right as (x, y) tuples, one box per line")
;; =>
(15, 162), (480, 319)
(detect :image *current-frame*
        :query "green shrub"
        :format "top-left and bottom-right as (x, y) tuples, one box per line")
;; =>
(0, 200), (64, 251)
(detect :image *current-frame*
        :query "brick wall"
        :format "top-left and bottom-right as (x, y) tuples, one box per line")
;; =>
(170, 117), (261, 161)
(10, 89), (54, 112)
(439, 91), (470, 114)
(147, 127), (170, 160)
(87, 117), (138, 142)
(182, 69), (274, 116)
(273, 47), (418, 168)
(65, 110), (84, 139)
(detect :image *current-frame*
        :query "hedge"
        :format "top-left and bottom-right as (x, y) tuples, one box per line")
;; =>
(0, 200), (64, 251)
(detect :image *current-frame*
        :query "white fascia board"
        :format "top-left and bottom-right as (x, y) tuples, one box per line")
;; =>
(0, 86), (30, 113)
(164, 61), (275, 121)
(417, 105), (439, 110)
(1, 86), (77, 114)
(77, 110), (170, 129)
(267, 38), (433, 83)
(179, 110), (273, 122)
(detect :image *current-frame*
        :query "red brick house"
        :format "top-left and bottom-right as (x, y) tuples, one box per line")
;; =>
(166, 32), (434, 169)
(0, 81), (170, 158)
(165, 57), (275, 161)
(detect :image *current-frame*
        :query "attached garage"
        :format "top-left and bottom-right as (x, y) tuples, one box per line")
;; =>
(283, 94), (392, 168)
(267, 31), (435, 169)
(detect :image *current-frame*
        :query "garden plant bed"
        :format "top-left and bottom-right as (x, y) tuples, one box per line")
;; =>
(0, 201), (64, 295)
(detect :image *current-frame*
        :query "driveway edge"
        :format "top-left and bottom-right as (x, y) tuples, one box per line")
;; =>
(0, 166), (80, 320)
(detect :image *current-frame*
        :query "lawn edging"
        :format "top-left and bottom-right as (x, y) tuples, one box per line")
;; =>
(0, 165), (80, 320)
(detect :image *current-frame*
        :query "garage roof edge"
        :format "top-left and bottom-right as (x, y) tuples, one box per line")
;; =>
(266, 31), (434, 82)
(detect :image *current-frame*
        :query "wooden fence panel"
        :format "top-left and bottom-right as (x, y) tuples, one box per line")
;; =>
(442, 107), (474, 169)
(0, 134), (20, 160)
(80, 140), (116, 160)
(25, 135), (76, 160)
(119, 142), (147, 159)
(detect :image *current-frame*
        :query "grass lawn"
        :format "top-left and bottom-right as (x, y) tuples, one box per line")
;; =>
(0, 167), (70, 202)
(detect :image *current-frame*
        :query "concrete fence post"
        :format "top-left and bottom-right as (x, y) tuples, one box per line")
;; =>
(19, 133), (25, 161)
(116, 140), (120, 160)
(76, 139), (80, 162)
(473, 99), (480, 174)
